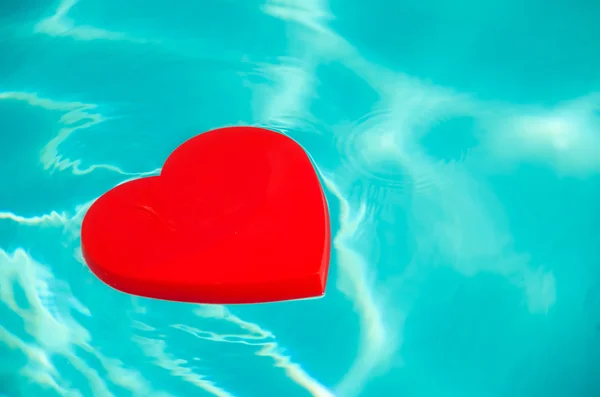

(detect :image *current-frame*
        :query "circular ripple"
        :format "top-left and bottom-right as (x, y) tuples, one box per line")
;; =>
(335, 107), (415, 193)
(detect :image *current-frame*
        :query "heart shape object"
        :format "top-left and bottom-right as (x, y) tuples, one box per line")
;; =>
(81, 126), (331, 304)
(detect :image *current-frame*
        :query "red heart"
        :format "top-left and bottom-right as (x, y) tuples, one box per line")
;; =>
(81, 126), (331, 304)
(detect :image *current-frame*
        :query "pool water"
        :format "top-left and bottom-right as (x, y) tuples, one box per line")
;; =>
(2, 0), (600, 396)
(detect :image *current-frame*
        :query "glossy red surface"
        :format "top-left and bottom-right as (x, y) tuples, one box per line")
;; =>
(80, 126), (331, 304)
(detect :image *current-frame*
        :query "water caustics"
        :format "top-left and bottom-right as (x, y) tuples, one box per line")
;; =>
(1, 0), (600, 396)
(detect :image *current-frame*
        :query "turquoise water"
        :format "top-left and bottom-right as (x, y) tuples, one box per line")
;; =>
(2, 0), (600, 396)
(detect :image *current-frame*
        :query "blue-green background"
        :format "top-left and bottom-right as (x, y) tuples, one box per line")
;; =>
(1, 0), (599, 396)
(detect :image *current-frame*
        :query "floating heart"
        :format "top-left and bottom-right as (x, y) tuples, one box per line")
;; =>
(81, 126), (331, 304)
